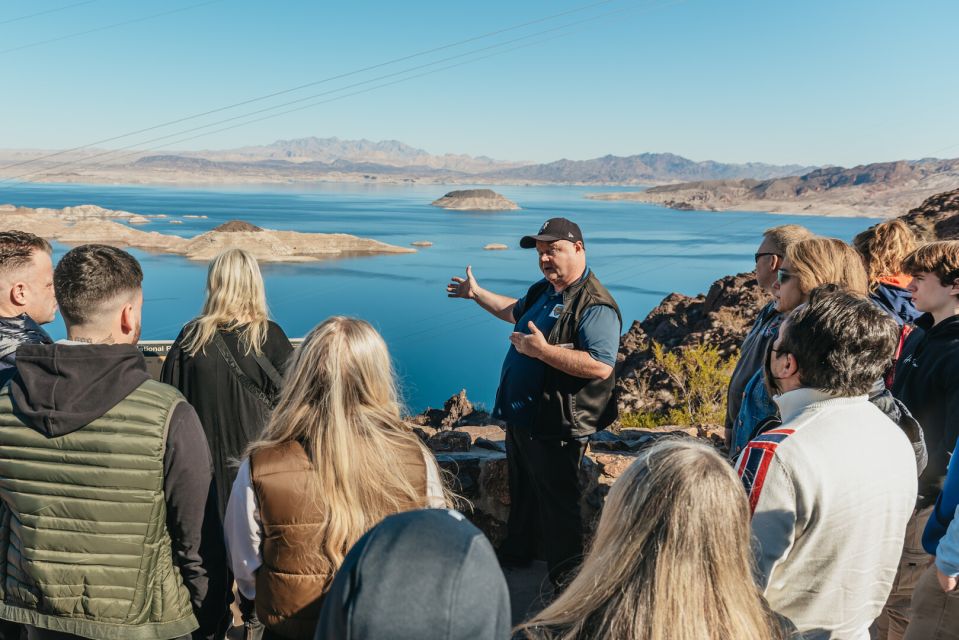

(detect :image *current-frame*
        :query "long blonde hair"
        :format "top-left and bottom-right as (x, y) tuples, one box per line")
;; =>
(853, 219), (917, 289)
(181, 248), (270, 356)
(787, 237), (869, 298)
(516, 439), (788, 640)
(246, 316), (446, 576)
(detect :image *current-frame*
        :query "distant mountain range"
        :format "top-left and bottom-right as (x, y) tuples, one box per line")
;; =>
(589, 158), (959, 218)
(120, 136), (814, 185)
(4, 138), (955, 213)
(480, 153), (814, 183)
(191, 137), (528, 174)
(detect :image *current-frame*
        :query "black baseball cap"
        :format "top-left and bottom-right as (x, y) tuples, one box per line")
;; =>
(520, 217), (584, 248)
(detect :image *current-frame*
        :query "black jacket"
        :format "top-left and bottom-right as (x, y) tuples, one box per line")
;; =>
(514, 272), (621, 439)
(8, 343), (232, 640)
(161, 321), (293, 519)
(316, 509), (511, 640)
(893, 314), (959, 507)
(0, 314), (52, 387)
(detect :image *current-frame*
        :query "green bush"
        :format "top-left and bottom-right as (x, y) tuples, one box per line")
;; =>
(620, 342), (737, 428)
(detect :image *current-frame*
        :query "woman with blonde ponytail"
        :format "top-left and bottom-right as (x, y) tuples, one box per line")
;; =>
(162, 247), (293, 520)
(515, 439), (794, 640)
(224, 316), (448, 640)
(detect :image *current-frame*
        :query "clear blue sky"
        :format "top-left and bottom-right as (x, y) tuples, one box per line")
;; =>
(2, 0), (957, 167)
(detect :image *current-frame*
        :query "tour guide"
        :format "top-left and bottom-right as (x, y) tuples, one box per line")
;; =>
(447, 217), (621, 585)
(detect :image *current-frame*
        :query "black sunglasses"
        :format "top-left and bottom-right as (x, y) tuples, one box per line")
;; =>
(777, 269), (795, 284)
(754, 252), (780, 263)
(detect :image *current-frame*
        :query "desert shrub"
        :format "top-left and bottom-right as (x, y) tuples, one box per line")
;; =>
(618, 411), (670, 429)
(620, 342), (737, 428)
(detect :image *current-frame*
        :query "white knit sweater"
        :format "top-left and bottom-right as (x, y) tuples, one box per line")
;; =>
(736, 388), (917, 640)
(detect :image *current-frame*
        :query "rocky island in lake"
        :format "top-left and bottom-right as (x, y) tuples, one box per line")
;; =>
(431, 189), (520, 211)
(0, 204), (414, 262)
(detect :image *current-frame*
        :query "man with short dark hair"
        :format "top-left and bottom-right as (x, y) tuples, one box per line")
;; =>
(0, 245), (231, 640)
(0, 230), (57, 386)
(725, 224), (813, 456)
(737, 288), (917, 640)
(447, 218), (621, 586)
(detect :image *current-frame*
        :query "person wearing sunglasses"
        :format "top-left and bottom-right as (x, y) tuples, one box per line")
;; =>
(723, 225), (812, 453)
(729, 237), (870, 458)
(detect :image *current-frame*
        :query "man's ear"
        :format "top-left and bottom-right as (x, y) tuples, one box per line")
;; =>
(770, 254), (783, 271)
(783, 352), (800, 379)
(10, 281), (27, 307)
(119, 302), (136, 336)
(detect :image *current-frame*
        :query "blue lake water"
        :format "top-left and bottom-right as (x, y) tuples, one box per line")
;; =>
(1, 182), (881, 412)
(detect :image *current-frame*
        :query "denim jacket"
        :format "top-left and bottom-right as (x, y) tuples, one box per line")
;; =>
(730, 367), (780, 459)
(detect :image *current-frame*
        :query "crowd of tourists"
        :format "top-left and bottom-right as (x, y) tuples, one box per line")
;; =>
(0, 212), (956, 640)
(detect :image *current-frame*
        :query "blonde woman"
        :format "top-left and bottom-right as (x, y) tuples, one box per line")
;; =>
(224, 316), (448, 640)
(515, 439), (793, 640)
(853, 218), (922, 325)
(731, 237), (869, 457)
(161, 248), (293, 519)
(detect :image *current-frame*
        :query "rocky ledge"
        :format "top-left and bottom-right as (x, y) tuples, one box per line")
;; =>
(407, 390), (697, 543)
(431, 188), (520, 211)
(0, 205), (414, 262)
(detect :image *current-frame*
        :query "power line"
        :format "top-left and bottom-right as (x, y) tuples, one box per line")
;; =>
(0, 0), (223, 55)
(0, 0), (618, 174)
(1, 1), (676, 186)
(0, 0), (98, 26)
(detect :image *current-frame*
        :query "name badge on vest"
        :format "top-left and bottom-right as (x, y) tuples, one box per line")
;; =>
(549, 304), (564, 319)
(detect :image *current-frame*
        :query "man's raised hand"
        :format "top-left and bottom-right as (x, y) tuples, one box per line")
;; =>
(447, 265), (479, 299)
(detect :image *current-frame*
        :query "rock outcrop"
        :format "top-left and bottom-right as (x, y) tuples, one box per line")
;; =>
(616, 272), (766, 417)
(410, 391), (687, 544)
(431, 189), (520, 211)
(901, 188), (959, 240)
(0, 204), (414, 263)
(213, 220), (263, 232)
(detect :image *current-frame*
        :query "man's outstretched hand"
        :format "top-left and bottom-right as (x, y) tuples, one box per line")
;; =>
(447, 265), (479, 299)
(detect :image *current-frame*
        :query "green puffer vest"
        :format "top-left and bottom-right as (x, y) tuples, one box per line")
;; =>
(0, 380), (198, 640)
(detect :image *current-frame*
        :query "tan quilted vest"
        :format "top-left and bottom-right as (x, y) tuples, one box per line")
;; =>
(250, 439), (428, 639)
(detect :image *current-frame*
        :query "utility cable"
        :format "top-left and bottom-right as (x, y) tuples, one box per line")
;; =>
(0, 0), (97, 26)
(0, 0), (223, 55)
(0, 0), (618, 173)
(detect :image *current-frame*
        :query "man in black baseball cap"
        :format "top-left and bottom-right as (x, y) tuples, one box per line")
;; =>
(446, 217), (621, 587)
(519, 217), (584, 248)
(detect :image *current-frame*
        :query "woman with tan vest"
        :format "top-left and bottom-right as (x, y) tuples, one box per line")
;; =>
(224, 316), (448, 640)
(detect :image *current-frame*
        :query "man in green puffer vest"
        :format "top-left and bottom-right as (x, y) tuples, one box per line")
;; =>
(0, 245), (231, 640)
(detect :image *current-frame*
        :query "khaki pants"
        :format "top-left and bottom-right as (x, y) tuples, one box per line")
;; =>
(903, 564), (959, 640)
(876, 506), (934, 640)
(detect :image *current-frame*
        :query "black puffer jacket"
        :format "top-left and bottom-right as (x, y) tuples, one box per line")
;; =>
(0, 314), (52, 386)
